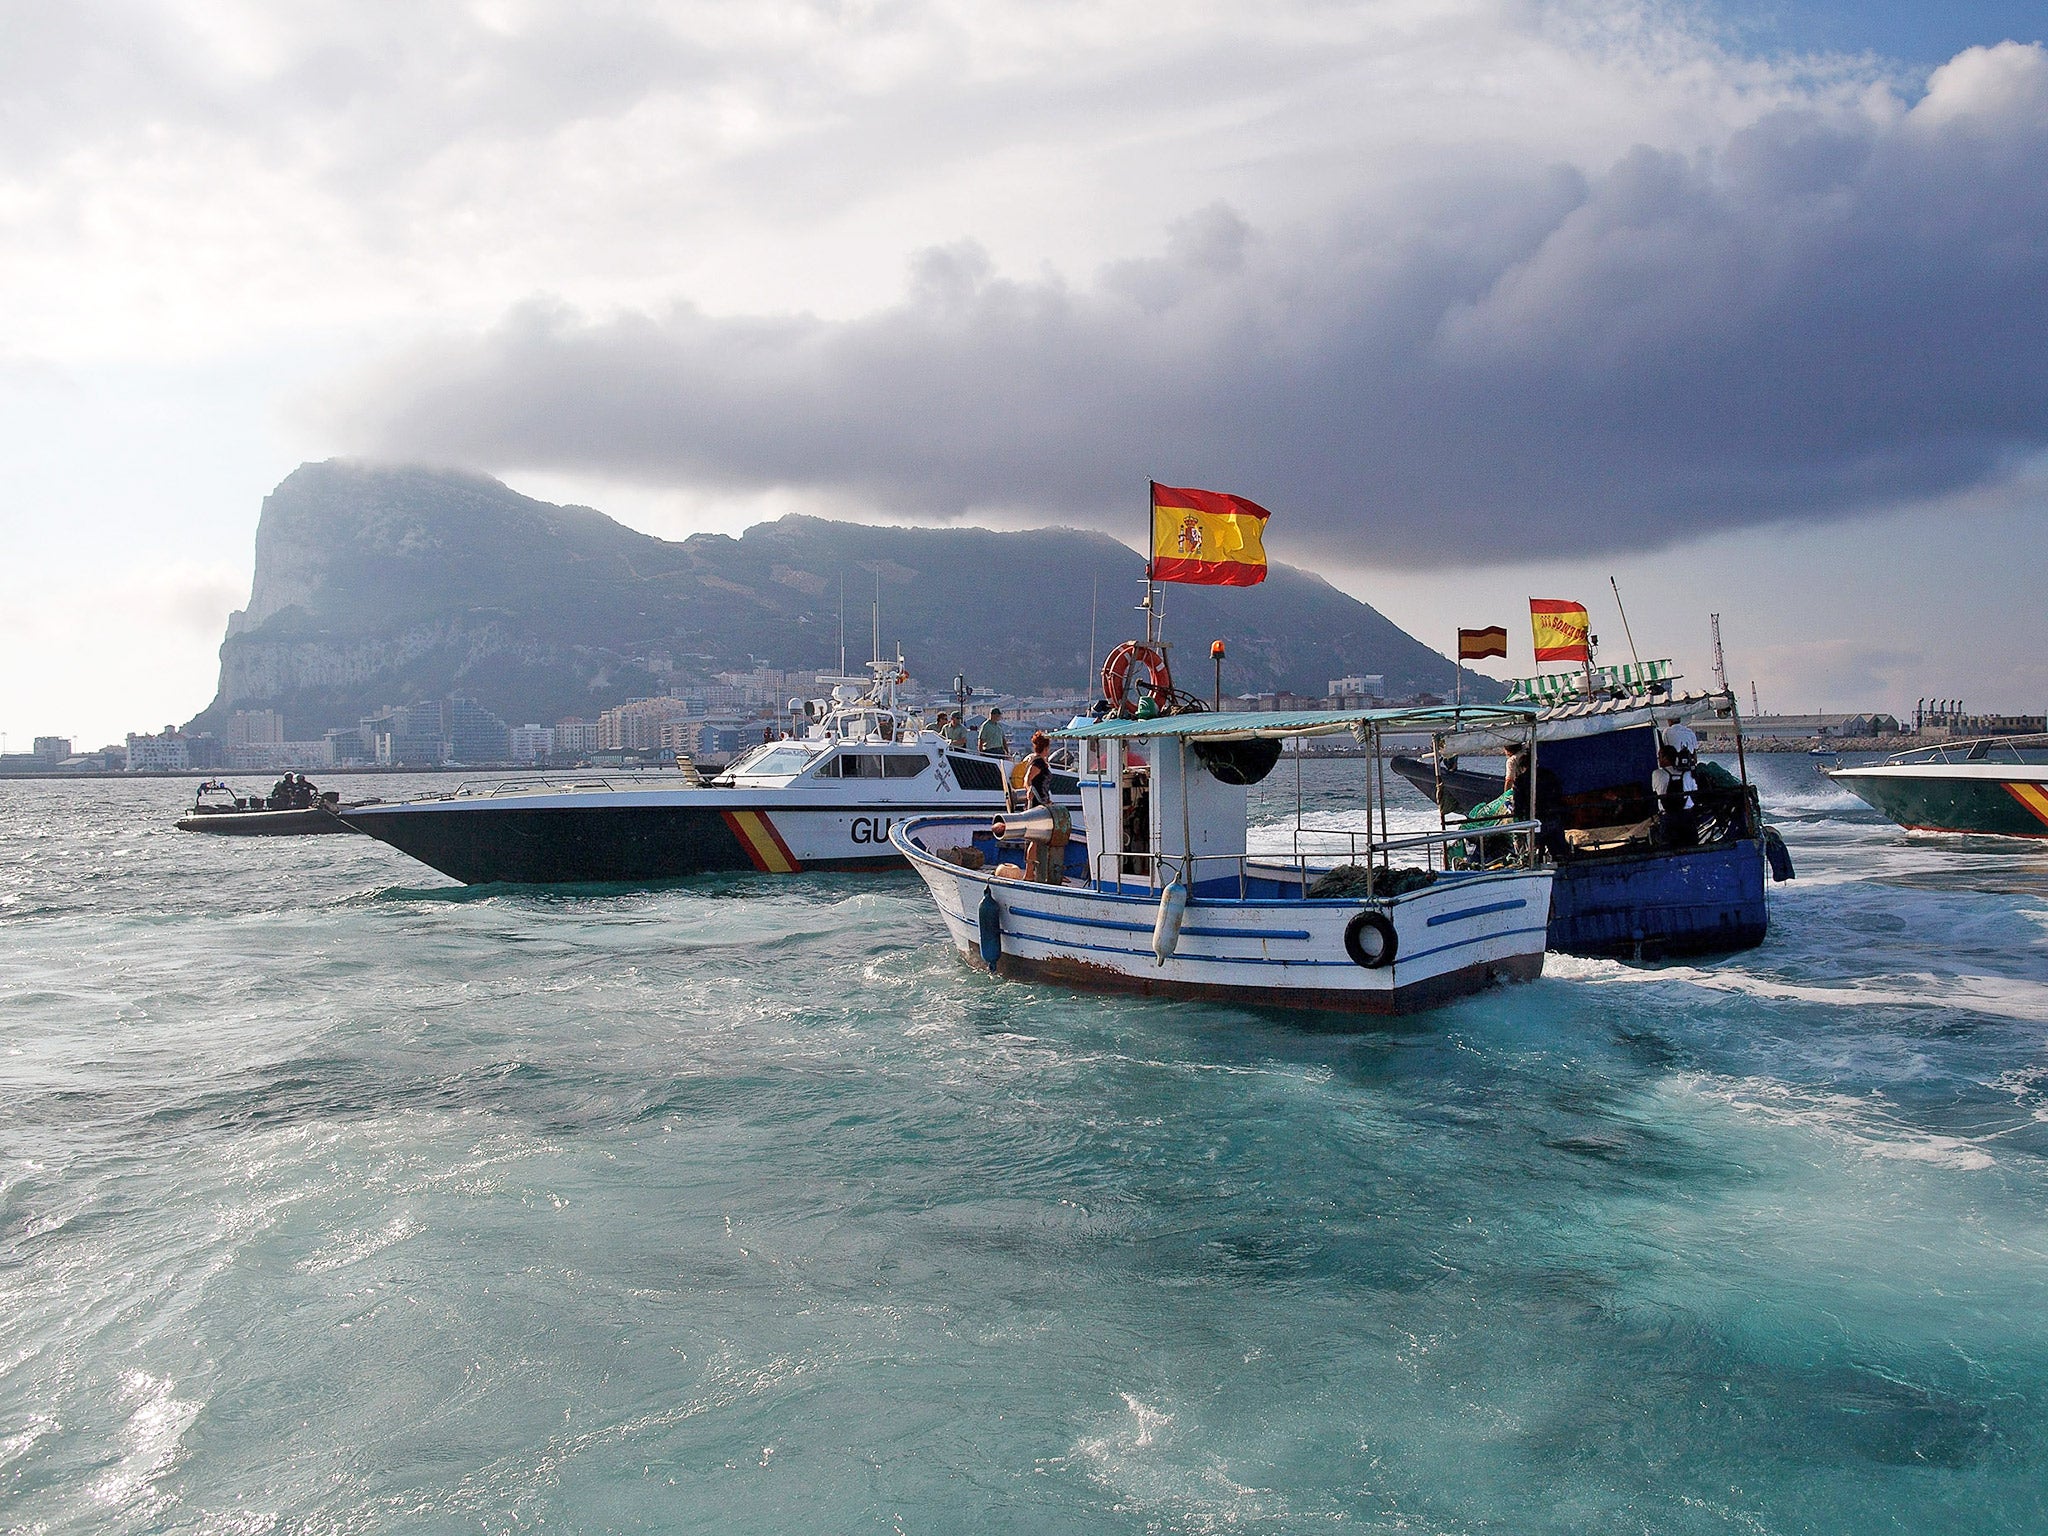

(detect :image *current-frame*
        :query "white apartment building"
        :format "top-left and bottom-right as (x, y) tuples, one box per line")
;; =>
(507, 725), (555, 763)
(1327, 675), (1385, 699)
(227, 710), (286, 750)
(553, 720), (600, 755)
(125, 730), (190, 771)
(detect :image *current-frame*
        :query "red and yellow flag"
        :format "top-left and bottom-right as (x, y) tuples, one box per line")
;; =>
(1149, 482), (1270, 586)
(1458, 626), (1508, 661)
(1529, 599), (1590, 663)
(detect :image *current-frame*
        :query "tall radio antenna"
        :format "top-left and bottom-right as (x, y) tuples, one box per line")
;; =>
(1709, 613), (1729, 694)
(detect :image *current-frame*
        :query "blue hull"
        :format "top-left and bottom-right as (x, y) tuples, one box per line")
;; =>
(1549, 838), (1768, 959)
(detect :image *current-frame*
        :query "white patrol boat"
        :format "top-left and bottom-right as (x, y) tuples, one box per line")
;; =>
(893, 704), (1554, 1016)
(344, 658), (1076, 885)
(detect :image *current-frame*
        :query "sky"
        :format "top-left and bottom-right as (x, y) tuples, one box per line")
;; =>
(2, 0), (2044, 749)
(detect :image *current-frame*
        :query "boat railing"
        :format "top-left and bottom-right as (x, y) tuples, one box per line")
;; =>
(1876, 734), (2048, 767)
(437, 772), (699, 799)
(1087, 821), (1543, 899)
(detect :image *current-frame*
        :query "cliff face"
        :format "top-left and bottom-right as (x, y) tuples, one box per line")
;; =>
(193, 461), (1491, 733)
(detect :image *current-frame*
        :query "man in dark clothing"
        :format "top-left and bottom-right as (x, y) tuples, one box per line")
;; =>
(1507, 750), (1569, 860)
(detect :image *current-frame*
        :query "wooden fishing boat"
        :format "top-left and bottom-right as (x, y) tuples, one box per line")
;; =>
(895, 705), (1553, 1015)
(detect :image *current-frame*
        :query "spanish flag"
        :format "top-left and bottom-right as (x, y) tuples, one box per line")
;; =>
(1529, 599), (1590, 663)
(1149, 482), (1270, 586)
(1458, 626), (1508, 661)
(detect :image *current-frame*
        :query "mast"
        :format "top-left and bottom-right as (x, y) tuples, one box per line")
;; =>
(1610, 577), (1641, 668)
(1143, 480), (1159, 646)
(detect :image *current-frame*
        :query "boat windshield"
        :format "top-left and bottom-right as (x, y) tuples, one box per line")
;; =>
(723, 744), (818, 779)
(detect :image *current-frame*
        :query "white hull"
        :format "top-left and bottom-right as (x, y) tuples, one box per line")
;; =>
(896, 816), (1551, 1015)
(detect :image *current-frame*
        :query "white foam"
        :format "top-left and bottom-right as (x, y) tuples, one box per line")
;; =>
(296, 1214), (423, 1274)
(1677, 1073), (1998, 1171)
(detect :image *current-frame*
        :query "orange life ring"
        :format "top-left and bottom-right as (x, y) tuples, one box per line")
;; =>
(1101, 641), (1173, 710)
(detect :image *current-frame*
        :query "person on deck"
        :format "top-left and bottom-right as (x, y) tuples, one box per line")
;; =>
(1022, 731), (1071, 882)
(977, 708), (1007, 756)
(1506, 750), (1568, 860)
(1652, 744), (1698, 847)
(1660, 715), (1700, 771)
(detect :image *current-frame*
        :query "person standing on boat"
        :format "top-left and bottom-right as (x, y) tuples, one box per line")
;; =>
(1660, 715), (1700, 772)
(941, 712), (969, 749)
(977, 707), (1007, 757)
(1653, 744), (1698, 847)
(1506, 750), (1567, 860)
(1022, 731), (1071, 882)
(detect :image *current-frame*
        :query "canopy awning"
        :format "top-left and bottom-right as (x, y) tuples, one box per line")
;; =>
(1059, 704), (1536, 744)
(1437, 690), (1731, 754)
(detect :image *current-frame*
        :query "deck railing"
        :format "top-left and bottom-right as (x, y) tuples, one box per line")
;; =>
(1082, 820), (1543, 899)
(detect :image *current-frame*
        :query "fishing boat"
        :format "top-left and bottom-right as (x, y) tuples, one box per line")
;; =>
(342, 658), (1077, 885)
(893, 704), (1554, 1015)
(175, 779), (373, 836)
(1392, 660), (1793, 960)
(1826, 736), (2048, 838)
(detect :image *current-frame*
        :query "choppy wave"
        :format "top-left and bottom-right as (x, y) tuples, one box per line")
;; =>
(2, 760), (2047, 1532)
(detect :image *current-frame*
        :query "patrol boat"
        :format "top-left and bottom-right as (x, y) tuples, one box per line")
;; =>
(893, 704), (1553, 1016)
(1827, 735), (2048, 838)
(343, 658), (1076, 885)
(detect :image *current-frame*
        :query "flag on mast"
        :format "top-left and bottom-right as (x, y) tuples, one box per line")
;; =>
(1529, 599), (1591, 663)
(1458, 626), (1508, 660)
(1149, 483), (1270, 586)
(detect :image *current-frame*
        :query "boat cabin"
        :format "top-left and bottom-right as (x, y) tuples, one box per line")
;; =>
(1063, 705), (1545, 899)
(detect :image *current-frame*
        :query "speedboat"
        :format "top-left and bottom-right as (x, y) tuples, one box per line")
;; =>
(1827, 736), (2048, 838)
(1391, 665), (1793, 960)
(343, 658), (1077, 884)
(894, 704), (1554, 1016)
(176, 780), (374, 836)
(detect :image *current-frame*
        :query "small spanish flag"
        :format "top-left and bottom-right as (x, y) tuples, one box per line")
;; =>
(1530, 599), (1591, 663)
(1458, 626), (1508, 661)
(1149, 482), (1270, 586)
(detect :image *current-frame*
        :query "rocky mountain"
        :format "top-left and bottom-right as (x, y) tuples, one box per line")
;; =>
(192, 461), (1495, 734)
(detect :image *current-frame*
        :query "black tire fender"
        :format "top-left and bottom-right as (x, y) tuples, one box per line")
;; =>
(1344, 909), (1398, 969)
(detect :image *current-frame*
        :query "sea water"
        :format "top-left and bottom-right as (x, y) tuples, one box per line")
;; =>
(3, 758), (2047, 1534)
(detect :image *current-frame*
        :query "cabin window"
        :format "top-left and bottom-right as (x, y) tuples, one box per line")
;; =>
(832, 753), (884, 778)
(733, 746), (813, 777)
(947, 754), (1006, 791)
(883, 753), (930, 779)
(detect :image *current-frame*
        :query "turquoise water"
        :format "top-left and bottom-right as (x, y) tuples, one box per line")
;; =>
(4, 758), (2047, 1533)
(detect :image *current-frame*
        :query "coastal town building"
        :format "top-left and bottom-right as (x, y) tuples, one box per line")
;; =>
(125, 728), (192, 772)
(507, 726), (555, 763)
(553, 720), (600, 755)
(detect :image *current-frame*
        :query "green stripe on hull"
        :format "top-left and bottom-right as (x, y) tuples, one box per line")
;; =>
(1834, 773), (2048, 838)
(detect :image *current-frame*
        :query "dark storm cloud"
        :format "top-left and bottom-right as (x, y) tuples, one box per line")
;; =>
(331, 43), (2048, 565)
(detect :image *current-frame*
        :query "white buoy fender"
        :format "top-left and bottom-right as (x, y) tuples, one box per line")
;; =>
(1152, 879), (1189, 965)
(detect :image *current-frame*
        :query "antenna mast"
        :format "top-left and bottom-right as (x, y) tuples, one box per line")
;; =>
(1709, 613), (1729, 694)
(1610, 577), (1641, 667)
(838, 575), (846, 676)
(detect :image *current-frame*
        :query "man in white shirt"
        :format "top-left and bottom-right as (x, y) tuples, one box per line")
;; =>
(1660, 715), (1700, 769)
(1652, 743), (1698, 846)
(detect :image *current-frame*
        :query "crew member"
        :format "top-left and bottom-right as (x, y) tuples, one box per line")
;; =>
(1506, 749), (1568, 859)
(1022, 731), (1071, 882)
(1652, 743), (1698, 847)
(944, 713), (969, 748)
(1660, 714), (1700, 771)
(977, 707), (1007, 756)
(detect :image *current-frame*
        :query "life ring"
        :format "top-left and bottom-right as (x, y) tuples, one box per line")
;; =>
(1102, 641), (1173, 712)
(1343, 909), (1398, 969)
